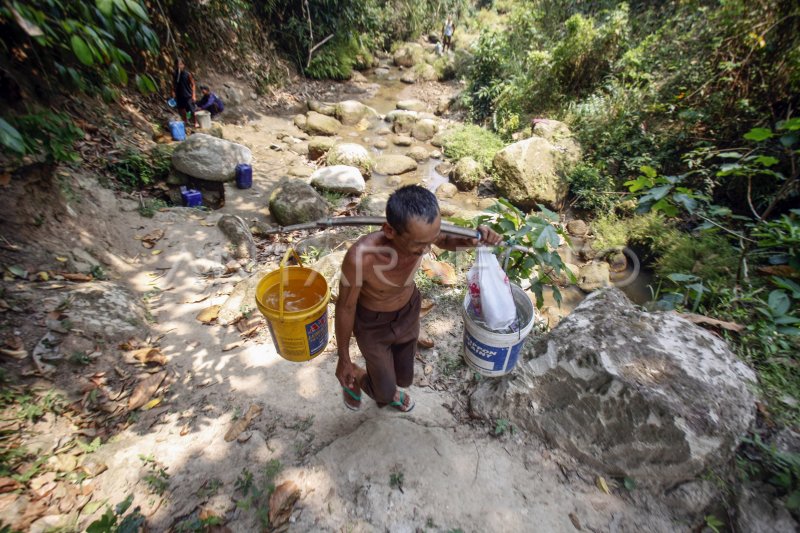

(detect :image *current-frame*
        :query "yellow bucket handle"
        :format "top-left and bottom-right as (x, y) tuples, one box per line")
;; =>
(278, 247), (303, 320)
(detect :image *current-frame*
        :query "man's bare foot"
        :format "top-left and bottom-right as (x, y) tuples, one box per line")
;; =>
(342, 367), (366, 411)
(389, 390), (415, 413)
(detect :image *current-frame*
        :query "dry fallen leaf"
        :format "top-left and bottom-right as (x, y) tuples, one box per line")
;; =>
(131, 348), (167, 366)
(224, 404), (263, 442)
(142, 398), (162, 410)
(421, 258), (458, 286)
(140, 229), (165, 249)
(568, 512), (582, 531)
(222, 342), (242, 352)
(420, 299), (436, 318)
(0, 477), (21, 493)
(196, 305), (222, 324)
(268, 480), (301, 528)
(62, 273), (93, 282)
(418, 333), (435, 349)
(677, 312), (744, 333)
(0, 348), (28, 360)
(128, 372), (166, 410)
(595, 476), (610, 494)
(151, 249), (162, 256)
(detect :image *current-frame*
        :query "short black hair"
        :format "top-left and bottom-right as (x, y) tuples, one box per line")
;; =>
(200, 85), (209, 91)
(386, 185), (439, 234)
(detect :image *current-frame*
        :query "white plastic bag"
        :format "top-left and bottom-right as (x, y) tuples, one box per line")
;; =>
(464, 247), (517, 331)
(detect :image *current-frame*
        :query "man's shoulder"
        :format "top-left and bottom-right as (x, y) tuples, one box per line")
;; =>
(345, 232), (384, 261)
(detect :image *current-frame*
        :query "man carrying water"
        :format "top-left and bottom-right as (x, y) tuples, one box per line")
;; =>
(335, 185), (502, 412)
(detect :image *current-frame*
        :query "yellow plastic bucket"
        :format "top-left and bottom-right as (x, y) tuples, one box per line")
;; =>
(255, 248), (331, 362)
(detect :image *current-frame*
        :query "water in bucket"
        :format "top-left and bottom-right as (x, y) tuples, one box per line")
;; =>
(462, 284), (535, 377)
(255, 249), (331, 362)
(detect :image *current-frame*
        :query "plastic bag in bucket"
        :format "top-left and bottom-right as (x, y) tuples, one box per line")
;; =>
(255, 248), (331, 362)
(464, 247), (516, 331)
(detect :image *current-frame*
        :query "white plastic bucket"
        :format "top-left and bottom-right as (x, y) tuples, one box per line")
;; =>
(196, 110), (212, 129)
(462, 284), (535, 377)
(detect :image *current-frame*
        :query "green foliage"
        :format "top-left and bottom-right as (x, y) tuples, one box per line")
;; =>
(110, 146), (174, 191)
(494, 418), (512, 436)
(440, 124), (504, 170)
(234, 460), (283, 529)
(2, 112), (83, 163)
(0, 0), (158, 94)
(389, 470), (404, 490)
(566, 162), (618, 213)
(86, 495), (145, 533)
(139, 454), (170, 495)
(655, 233), (739, 289)
(138, 198), (168, 218)
(741, 434), (800, 512)
(468, 199), (572, 308)
(306, 37), (360, 80)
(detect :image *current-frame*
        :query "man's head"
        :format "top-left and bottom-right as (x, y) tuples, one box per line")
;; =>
(175, 58), (185, 71)
(384, 185), (441, 256)
(200, 85), (210, 95)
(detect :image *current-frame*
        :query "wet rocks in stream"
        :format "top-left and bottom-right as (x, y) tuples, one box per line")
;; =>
(268, 180), (329, 225)
(325, 143), (374, 176)
(310, 165), (366, 195)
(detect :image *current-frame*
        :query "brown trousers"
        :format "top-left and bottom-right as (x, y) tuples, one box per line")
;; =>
(353, 287), (421, 404)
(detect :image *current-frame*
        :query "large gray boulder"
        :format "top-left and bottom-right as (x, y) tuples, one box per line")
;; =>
(171, 133), (252, 182)
(451, 157), (483, 191)
(493, 126), (581, 209)
(386, 110), (418, 135)
(217, 214), (256, 260)
(412, 118), (438, 142)
(397, 99), (426, 112)
(307, 100), (337, 116)
(310, 165), (366, 195)
(269, 180), (329, 226)
(326, 143), (374, 176)
(358, 193), (389, 216)
(335, 100), (373, 126)
(471, 288), (756, 490)
(374, 154), (418, 175)
(304, 111), (342, 136)
(308, 136), (337, 160)
(393, 43), (425, 67)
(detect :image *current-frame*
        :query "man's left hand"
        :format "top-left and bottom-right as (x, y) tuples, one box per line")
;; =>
(475, 224), (503, 246)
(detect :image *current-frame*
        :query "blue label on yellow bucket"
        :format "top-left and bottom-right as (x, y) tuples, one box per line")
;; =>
(464, 330), (525, 373)
(306, 313), (328, 356)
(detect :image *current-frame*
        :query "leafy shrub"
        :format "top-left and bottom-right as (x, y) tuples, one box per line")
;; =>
(566, 162), (618, 213)
(2, 112), (83, 163)
(441, 124), (505, 170)
(109, 146), (174, 191)
(306, 37), (361, 80)
(655, 232), (739, 288)
(591, 212), (671, 252)
(468, 199), (573, 307)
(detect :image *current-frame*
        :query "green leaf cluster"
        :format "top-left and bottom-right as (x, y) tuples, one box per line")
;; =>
(468, 198), (573, 308)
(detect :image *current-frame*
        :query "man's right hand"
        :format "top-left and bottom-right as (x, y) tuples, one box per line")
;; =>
(336, 357), (357, 389)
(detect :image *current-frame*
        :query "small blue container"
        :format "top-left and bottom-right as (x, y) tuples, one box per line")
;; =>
(235, 163), (253, 189)
(180, 186), (202, 207)
(169, 120), (186, 141)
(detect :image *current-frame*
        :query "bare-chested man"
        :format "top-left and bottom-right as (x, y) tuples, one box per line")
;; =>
(335, 185), (502, 412)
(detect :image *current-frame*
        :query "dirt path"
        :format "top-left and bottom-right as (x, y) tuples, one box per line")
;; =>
(1, 67), (685, 532)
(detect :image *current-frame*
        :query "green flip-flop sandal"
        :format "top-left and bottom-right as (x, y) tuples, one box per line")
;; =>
(389, 390), (415, 413)
(342, 386), (362, 411)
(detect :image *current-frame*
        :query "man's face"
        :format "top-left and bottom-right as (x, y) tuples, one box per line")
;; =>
(388, 216), (441, 257)
(202, 88), (210, 96)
